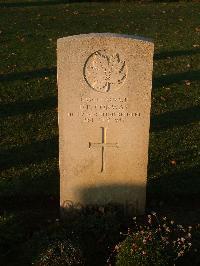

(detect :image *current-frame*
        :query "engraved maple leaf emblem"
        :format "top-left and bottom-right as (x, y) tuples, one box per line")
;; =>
(84, 50), (127, 92)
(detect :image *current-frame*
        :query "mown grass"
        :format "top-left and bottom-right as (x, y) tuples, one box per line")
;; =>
(0, 1), (200, 265)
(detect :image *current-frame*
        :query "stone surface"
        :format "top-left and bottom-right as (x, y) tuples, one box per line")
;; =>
(58, 33), (154, 215)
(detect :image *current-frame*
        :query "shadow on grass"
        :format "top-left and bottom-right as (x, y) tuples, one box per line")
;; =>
(0, 67), (56, 82)
(147, 166), (200, 208)
(150, 105), (200, 132)
(153, 70), (200, 87)
(0, 207), (60, 266)
(0, 200), (124, 266)
(1, 97), (199, 132)
(0, 187), (59, 212)
(1, 137), (58, 170)
(60, 184), (146, 265)
(0, 0), (109, 8)
(154, 48), (200, 60)
(1, 96), (57, 118)
(0, 0), (69, 8)
(0, 178), (200, 265)
(1, 66), (199, 89)
(0, 47), (200, 265)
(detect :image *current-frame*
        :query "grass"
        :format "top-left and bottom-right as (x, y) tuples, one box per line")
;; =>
(0, 1), (200, 265)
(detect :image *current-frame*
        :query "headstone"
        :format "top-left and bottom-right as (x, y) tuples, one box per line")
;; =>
(58, 33), (154, 215)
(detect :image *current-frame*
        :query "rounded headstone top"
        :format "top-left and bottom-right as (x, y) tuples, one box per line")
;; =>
(57, 33), (153, 44)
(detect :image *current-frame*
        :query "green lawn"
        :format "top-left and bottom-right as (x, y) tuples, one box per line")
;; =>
(0, 1), (200, 265)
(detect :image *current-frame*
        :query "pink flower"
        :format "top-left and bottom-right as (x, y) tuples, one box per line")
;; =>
(177, 251), (184, 257)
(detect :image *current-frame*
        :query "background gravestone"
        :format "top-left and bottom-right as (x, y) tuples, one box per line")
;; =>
(58, 33), (154, 214)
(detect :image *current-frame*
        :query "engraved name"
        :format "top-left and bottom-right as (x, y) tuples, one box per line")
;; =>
(67, 97), (141, 123)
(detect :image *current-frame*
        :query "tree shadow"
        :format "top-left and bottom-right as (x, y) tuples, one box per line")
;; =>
(154, 48), (200, 60)
(150, 105), (200, 132)
(61, 184), (146, 265)
(60, 177), (200, 264)
(1, 67), (199, 91)
(1, 137), (58, 171)
(1, 96), (57, 118)
(0, 0), (108, 8)
(153, 70), (200, 87)
(153, 49), (200, 87)
(0, 0), (69, 8)
(61, 184), (145, 217)
(0, 189), (59, 213)
(0, 201), (59, 265)
(147, 166), (200, 212)
(0, 67), (56, 82)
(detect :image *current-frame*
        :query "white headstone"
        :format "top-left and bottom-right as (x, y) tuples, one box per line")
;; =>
(58, 33), (154, 215)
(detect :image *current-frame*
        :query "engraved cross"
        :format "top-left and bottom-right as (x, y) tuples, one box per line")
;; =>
(89, 127), (119, 172)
